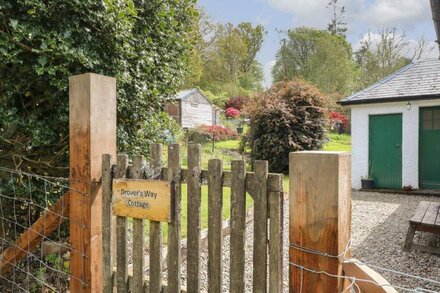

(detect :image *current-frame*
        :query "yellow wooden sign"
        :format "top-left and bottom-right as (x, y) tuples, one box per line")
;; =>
(112, 179), (172, 222)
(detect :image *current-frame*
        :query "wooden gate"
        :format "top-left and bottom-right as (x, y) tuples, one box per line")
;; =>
(101, 143), (284, 292)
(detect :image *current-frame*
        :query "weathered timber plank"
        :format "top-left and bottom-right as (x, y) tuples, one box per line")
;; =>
(0, 192), (70, 274)
(149, 144), (163, 293)
(435, 205), (440, 226)
(208, 159), (223, 293)
(268, 174), (284, 293)
(253, 161), (269, 293)
(167, 144), (182, 293)
(69, 73), (117, 292)
(289, 151), (351, 293)
(410, 201), (431, 223)
(229, 160), (246, 293)
(343, 259), (398, 293)
(422, 202), (439, 226)
(102, 155), (113, 292)
(116, 155), (129, 293)
(187, 144), (202, 292)
(132, 155), (145, 293)
(160, 168), (283, 191)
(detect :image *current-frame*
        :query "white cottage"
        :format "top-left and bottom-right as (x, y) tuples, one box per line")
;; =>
(164, 89), (221, 128)
(340, 59), (440, 190)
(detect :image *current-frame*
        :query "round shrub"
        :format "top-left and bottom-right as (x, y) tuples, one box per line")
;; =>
(225, 107), (241, 119)
(244, 80), (328, 173)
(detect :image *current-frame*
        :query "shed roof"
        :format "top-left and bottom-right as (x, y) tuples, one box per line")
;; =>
(173, 89), (211, 104)
(340, 59), (440, 105)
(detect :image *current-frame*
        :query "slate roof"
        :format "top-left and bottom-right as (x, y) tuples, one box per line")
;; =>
(340, 59), (440, 105)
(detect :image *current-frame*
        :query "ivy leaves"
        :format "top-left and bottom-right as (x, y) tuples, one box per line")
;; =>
(0, 0), (196, 173)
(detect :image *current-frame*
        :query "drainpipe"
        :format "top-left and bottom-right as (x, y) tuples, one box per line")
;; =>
(430, 0), (440, 58)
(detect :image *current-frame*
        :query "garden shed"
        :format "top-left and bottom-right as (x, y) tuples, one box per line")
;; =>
(164, 89), (221, 128)
(340, 59), (440, 190)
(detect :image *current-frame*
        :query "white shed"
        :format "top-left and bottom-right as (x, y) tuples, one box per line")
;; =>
(164, 89), (221, 129)
(340, 59), (440, 190)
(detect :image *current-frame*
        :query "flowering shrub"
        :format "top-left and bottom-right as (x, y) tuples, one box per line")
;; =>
(225, 107), (241, 119)
(198, 125), (238, 140)
(329, 111), (349, 128)
(224, 96), (249, 111)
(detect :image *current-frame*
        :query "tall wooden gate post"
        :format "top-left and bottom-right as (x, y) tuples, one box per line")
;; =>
(69, 73), (117, 292)
(289, 151), (351, 292)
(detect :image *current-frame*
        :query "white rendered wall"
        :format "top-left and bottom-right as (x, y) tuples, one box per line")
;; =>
(350, 99), (440, 189)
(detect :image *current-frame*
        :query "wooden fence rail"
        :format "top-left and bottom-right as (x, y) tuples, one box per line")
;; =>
(102, 143), (284, 292)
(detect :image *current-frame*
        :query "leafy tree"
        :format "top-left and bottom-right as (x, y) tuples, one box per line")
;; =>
(354, 27), (434, 89)
(327, 0), (347, 36)
(243, 80), (328, 173)
(272, 27), (357, 96)
(186, 19), (265, 106)
(0, 0), (196, 174)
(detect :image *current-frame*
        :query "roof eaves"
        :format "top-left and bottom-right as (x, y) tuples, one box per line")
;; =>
(341, 62), (416, 103)
(338, 94), (440, 106)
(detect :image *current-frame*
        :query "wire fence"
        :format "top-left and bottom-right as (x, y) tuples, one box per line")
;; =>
(289, 237), (440, 293)
(0, 166), (88, 292)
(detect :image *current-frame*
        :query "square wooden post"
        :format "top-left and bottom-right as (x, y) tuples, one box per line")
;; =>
(289, 151), (351, 293)
(69, 73), (117, 292)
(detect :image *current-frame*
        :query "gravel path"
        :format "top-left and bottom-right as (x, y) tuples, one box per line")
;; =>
(175, 191), (440, 292)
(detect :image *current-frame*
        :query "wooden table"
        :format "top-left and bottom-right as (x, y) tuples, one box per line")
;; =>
(403, 201), (440, 254)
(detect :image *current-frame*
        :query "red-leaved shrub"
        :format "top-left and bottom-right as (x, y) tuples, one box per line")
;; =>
(243, 80), (328, 173)
(329, 111), (348, 128)
(224, 96), (249, 111)
(197, 125), (238, 141)
(225, 107), (241, 119)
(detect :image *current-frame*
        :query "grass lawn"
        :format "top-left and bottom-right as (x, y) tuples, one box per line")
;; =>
(323, 133), (351, 152)
(155, 133), (351, 240)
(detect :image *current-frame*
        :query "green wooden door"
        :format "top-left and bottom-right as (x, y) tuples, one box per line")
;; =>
(369, 114), (402, 189)
(419, 107), (440, 189)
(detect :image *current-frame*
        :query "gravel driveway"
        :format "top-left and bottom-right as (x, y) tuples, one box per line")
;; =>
(175, 191), (440, 292)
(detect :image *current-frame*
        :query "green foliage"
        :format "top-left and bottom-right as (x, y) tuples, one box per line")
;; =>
(185, 16), (265, 106)
(244, 80), (328, 173)
(272, 27), (357, 97)
(0, 0), (197, 174)
(354, 28), (413, 89)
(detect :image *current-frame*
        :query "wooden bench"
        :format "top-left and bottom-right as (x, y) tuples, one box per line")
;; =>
(403, 201), (440, 254)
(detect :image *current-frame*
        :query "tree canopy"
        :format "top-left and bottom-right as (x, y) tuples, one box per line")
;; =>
(0, 0), (197, 174)
(272, 27), (357, 97)
(184, 15), (265, 106)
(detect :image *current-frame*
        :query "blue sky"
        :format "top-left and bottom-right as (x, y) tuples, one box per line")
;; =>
(198, 0), (438, 86)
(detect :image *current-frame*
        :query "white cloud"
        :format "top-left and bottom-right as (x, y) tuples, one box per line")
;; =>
(265, 0), (361, 28)
(266, 0), (431, 30)
(361, 0), (430, 27)
(263, 60), (276, 88)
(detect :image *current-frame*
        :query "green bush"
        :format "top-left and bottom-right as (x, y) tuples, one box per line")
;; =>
(244, 80), (328, 173)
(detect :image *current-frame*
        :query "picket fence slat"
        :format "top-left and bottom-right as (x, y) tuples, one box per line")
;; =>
(268, 174), (284, 293)
(187, 144), (202, 292)
(167, 144), (182, 293)
(208, 159), (223, 293)
(253, 161), (269, 293)
(102, 154), (112, 293)
(101, 144), (285, 293)
(149, 143), (163, 293)
(132, 155), (145, 292)
(161, 167), (282, 191)
(229, 160), (246, 293)
(116, 155), (129, 293)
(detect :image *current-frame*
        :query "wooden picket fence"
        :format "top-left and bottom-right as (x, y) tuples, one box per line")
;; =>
(101, 143), (285, 292)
